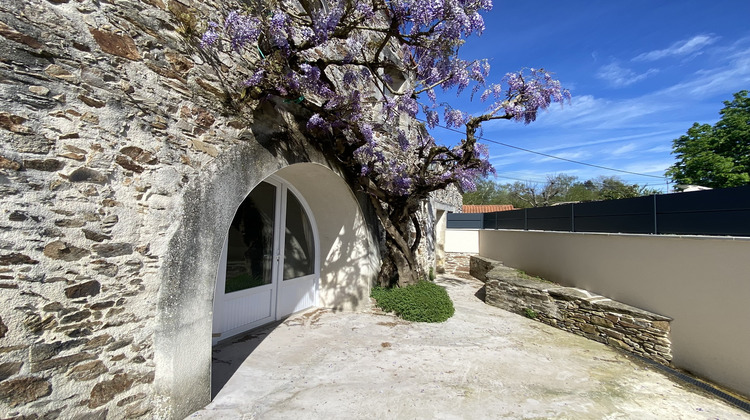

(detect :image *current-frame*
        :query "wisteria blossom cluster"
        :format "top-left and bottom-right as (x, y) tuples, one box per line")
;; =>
(198, 0), (568, 285)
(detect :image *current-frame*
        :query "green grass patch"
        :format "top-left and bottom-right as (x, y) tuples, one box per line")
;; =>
(523, 307), (538, 319)
(371, 280), (455, 323)
(516, 270), (556, 284)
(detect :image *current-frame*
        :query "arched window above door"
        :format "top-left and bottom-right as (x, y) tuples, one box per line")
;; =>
(283, 189), (315, 280)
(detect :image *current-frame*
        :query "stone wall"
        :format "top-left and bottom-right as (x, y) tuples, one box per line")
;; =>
(426, 186), (461, 275)
(0, 0), (447, 418)
(469, 255), (495, 282)
(430, 185), (462, 213)
(0, 0), (219, 415)
(475, 257), (673, 366)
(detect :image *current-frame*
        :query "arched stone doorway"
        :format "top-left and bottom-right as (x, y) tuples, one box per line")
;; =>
(153, 138), (380, 419)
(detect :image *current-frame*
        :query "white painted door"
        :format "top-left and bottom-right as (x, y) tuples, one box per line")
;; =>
(212, 177), (318, 344)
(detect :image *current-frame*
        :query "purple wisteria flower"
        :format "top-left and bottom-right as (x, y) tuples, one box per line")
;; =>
(312, 2), (344, 43)
(444, 108), (468, 128)
(268, 10), (290, 51)
(498, 69), (571, 123)
(224, 11), (261, 50)
(355, 2), (375, 18)
(379, 162), (413, 195)
(382, 98), (397, 119)
(343, 70), (356, 85)
(360, 124), (374, 142)
(200, 22), (219, 49)
(243, 69), (265, 87)
(392, 174), (413, 195)
(397, 130), (410, 151)
(397, 95), (419, 117)
(425, 109), (439, 128)
(306, 113), (329, 131)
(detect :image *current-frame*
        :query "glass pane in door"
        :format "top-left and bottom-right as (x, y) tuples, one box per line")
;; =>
(225, 182), (276, 293)
(283, 190), (315, 280)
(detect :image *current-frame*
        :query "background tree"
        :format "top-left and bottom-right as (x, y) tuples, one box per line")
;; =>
(464, 174), (658, 207)
(596, 176), (659, 200)
(566, 179), (600, 202)
(462, 178), (511, 205)
(666, 90), (750, 188)
(199, 0), (569, 286)
(508, 174), (576, 207)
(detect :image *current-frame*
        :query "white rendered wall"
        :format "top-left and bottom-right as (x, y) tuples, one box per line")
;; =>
(445, 229), (479, 253)
(276, 164), (378, 311)
(478, 229), (750, 398)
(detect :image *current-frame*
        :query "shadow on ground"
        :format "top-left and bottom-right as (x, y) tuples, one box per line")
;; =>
(474, 284), (486, 301)
(211, 321), (281, 398)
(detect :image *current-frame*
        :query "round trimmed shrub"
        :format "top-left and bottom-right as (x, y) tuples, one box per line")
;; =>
(371, 280), (455, 322)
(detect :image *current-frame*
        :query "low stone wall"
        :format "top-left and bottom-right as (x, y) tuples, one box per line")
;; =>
(469, 255), (497, 282)
(475, 257), (673, 366)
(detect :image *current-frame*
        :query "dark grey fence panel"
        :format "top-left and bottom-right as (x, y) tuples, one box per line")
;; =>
(657, 210), (750, 236)
(447, 185), (750, 236)
(495, 210), (526, 230)
(446, 213), (483, 229)
(657, 185), (750, 212)
(574, 195), (654, 234)
(656, 185), (750, 236)
(482, 212), (498, 230)
(526, 205), (573, 231)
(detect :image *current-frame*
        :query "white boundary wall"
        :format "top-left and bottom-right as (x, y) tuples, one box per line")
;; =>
(470, 229), (750, 398)
(445, 229), (479, 253)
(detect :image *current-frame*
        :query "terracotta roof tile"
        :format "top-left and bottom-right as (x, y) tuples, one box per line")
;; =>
(462, 204), (515, 213)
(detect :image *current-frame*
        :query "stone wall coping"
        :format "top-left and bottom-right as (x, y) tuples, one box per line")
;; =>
(472, 255), (501, 265)
(547, 287), (595, 302)
(592, 299), (672, 322)
(470, 256), (504, 282)
(485, 266), (518, 278)
(496, 274), (556, 292)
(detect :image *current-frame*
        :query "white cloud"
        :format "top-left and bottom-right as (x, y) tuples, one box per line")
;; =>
(551, 130), (677, 152)
(535, 150), (590, 163)
(473, 37), (750, 186)
(620, 160), (674, 177)
(542, 41), (750, 129)
(633, 34), (719, 62)
(536, 94), (677, 130)
(597, 62), (658, 87)
(645, 145), (674, 153)
(492, 172), (548, 184)
(661, 47), (750, 97)
(611, 143), (638, 156)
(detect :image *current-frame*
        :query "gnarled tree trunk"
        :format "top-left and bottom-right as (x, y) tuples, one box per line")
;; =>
(369, 195), (424, 287)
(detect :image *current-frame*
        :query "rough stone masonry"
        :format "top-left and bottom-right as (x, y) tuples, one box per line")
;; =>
(0, 0), (457, 418)
(472, 256), (673, 366)
(0, 0), (231, 416)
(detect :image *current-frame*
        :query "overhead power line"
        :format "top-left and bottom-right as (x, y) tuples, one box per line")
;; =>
(494, 175), (546, 183)
(423, 120), (668, 180)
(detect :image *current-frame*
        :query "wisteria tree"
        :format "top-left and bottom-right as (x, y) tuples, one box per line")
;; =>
(198, 0), (569, 287)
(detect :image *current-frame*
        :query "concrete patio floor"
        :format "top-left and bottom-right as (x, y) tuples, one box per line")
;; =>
(190, 270), (749, 419)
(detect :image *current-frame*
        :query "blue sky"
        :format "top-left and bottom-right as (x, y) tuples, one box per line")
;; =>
(428, 0), (750, 192)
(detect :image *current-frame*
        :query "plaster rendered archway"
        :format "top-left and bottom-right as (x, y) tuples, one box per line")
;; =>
(153, 140), (379, 418)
